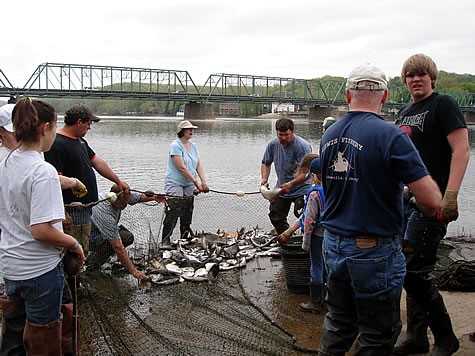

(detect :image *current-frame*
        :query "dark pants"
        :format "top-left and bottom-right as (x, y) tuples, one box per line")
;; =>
(269, 195), (304, 235)
(401, 205), (458, 351)
(88, 224), (135, 268)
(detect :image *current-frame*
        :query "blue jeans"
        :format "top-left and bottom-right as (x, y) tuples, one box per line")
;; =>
(323, 231), (406, 299)
(319, 230), (406, 355)
(310, 234), (326, 285)
(4, 263), (63, 325)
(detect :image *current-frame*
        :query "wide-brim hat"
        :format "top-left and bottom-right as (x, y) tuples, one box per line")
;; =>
(177, 120), (198, 132)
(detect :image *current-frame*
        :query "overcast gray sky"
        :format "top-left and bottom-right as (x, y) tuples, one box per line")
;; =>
(1, 0), (474, 88)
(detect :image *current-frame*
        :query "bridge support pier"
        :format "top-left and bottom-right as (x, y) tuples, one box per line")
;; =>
(184, 102), (215, 121)
(464, 111), (475, 124)
(308, 106), (339, 122)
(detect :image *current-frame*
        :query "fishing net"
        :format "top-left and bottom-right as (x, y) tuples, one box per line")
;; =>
(79, 271), (309, 355)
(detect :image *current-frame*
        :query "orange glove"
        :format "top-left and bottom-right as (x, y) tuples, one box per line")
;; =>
(276, 227), (293, 244)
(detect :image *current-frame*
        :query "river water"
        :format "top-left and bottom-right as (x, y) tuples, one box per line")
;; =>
(84, 116), (475, 237)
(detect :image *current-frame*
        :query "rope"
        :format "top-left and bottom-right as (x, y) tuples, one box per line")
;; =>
(209, 189), (260, 195)
(132, 188), (261, 197)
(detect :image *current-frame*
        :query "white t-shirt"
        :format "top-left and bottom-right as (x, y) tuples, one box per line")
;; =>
(0, 146), (9, 162)
(0, 149), (64, 280)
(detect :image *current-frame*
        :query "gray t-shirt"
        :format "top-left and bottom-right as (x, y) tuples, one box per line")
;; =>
(91, 191), (141, 241)
(262, 134), (312, 198)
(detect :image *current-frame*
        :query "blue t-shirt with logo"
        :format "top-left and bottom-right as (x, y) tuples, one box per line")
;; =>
(319, 111), (429, 237)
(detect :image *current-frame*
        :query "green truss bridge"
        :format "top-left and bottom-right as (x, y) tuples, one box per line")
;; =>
(1, 63), (474, 116)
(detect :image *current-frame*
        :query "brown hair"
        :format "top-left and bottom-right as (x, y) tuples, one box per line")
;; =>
(295, 153), (319, 176)
(12, 98), (56, 144)
(275, 118), (294, 132)
(401, 54), (438, 89)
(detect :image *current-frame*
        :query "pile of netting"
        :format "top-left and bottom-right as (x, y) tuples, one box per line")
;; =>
(434, 236), (475, 292)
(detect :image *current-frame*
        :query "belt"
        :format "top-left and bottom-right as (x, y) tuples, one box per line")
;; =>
(335, 234), (397, 248)
(354, 235), (376, 239)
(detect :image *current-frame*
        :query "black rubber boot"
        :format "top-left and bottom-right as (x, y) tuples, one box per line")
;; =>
(298, 284), (324, 313)
(161, 198), (181, 248)
(0, 295), (26, 355)
(426, 291), (459, 356)
(179, 196), (194, 240)
(392, 294), (430, 354)
(354, 293), (402, 355)
(319, 279), (359, 355)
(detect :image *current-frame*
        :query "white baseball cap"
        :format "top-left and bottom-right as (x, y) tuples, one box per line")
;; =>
(0, 103), (15, 132)
(347, 64), (387, 91)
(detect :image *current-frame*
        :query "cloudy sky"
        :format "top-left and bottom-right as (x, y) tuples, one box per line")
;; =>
(1, 0), (474, 89)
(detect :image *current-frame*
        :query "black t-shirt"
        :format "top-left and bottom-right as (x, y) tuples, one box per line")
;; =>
(395, 92), (467, 193)
(44, 133), (98, 204)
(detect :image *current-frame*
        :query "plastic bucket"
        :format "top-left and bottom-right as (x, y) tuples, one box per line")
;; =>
(280, 235), (310, 294)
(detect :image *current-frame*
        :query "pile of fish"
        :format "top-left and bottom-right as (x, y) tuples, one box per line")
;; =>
(102, 229), (281, 286)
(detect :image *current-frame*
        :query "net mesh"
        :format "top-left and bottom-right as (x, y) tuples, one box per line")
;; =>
(79, 271), (308, 355)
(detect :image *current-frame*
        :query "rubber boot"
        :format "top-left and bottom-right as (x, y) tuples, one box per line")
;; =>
(23, 318), (62, 356)
(354, 294), (402, 355)
(298, 284), (324, 313)
(319, 279), (359, 355)
(0, 295), (26, 355)
(425, 293), (459, 356)
(392, 294), (430, 354)
(179, 196), (194, 240)
(161, 198), (181, 248)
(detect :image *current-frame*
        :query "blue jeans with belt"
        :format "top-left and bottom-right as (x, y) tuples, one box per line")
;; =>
(4, 263), (63, 325)
(319, 230), (406, 355)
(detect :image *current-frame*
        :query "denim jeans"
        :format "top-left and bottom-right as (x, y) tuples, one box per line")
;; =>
(310, 234), (326, 285)
(323, 231), (406, 299)
(4, 263), (63, 324)
(319, 230), (406, 355)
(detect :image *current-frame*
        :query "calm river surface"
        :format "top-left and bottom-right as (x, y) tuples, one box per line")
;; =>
(84, 116), (475, 237)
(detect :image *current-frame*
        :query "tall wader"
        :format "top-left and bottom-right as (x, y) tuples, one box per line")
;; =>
(161, 196), (194, 246)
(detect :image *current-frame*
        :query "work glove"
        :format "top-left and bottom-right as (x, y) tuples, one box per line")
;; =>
(71, 178), (88, 198)
(279, 182), (293, 195)
(201, 182), (210, 193)
(276, 227), (293, 244)
(438, 190), (459, 223)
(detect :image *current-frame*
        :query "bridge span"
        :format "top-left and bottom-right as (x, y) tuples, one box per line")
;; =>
(1, 63), (474, 121)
